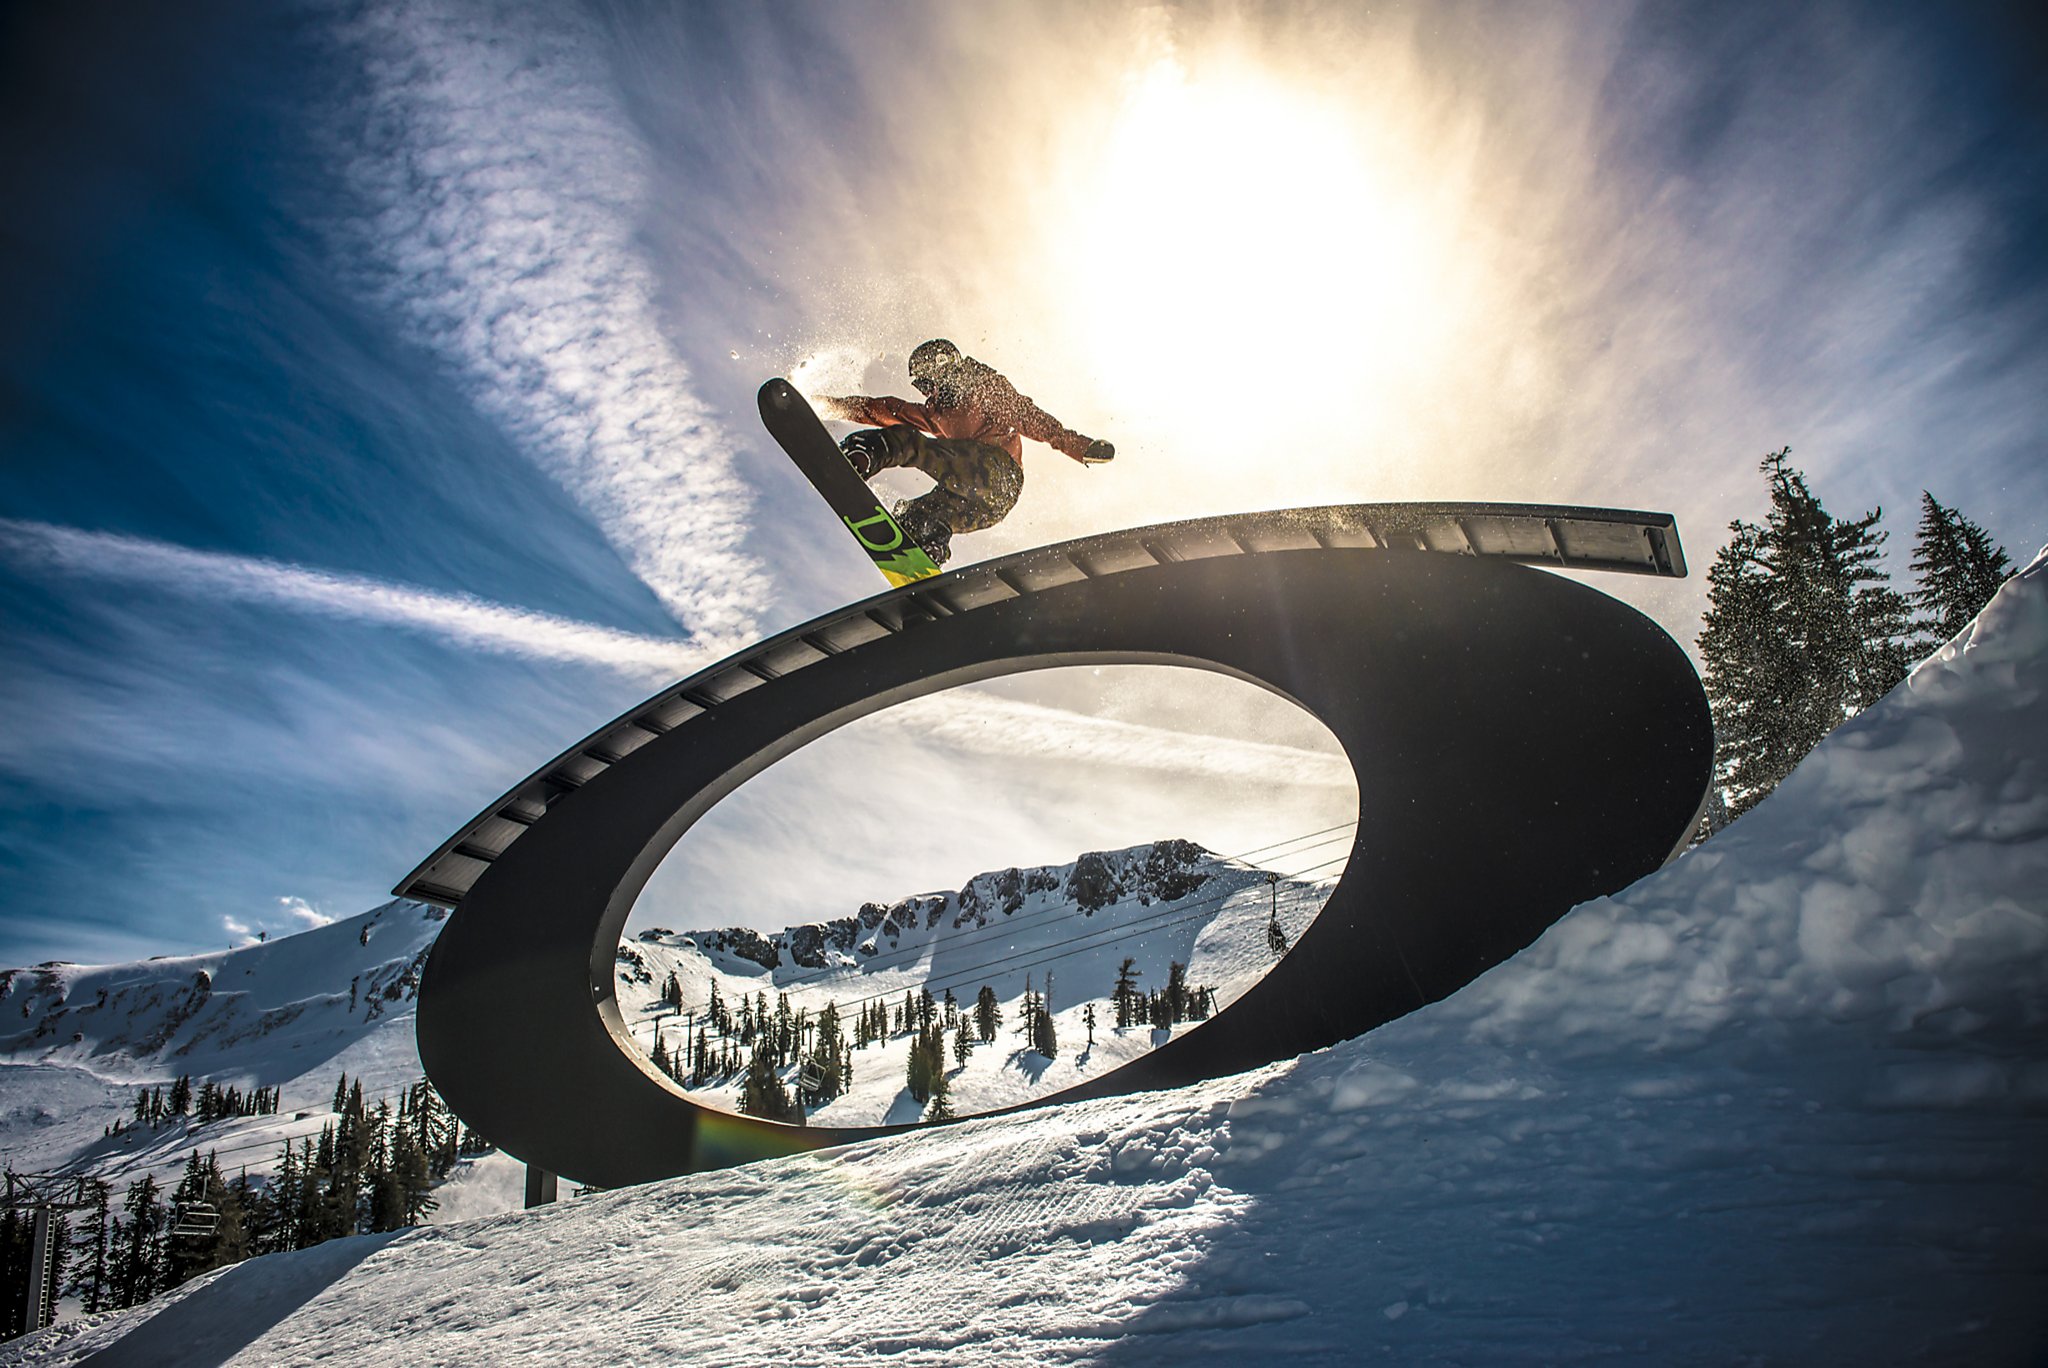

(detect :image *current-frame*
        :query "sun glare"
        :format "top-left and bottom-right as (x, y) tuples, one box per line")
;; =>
(1055, 60), (1448, 445)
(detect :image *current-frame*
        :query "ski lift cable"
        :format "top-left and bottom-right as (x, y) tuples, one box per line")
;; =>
(652, 819), (1361, 1009)
(658, 846), (1348, 1043)
(808, 855), (1348, 1025)
(682, 834), (1350, 1013)
(656, 854), (1351, 1093)
(654, 845), (1351, 1050)
(645, 818), (1359, 998)
(652, 844), (1347, 1042)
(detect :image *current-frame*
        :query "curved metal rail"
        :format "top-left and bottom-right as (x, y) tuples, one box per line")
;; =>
(411, 511), (1711, 1188)
(396, 502), (1687, 909)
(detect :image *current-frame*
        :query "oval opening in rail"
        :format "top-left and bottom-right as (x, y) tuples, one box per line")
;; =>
(610, 664), (1355, 1127)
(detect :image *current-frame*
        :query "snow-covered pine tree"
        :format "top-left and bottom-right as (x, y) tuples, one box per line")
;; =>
(1699, 448), (1914, 817)
(1910, 491), (2013, 646)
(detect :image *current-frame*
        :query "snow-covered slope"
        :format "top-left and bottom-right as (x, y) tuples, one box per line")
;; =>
(16, 554), (2048, 1366)
(0, 900), (444, 1181)
(615, 839), (1330, 1125)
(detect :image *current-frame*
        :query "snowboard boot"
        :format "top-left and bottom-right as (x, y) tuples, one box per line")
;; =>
(892, 501), (954, 567)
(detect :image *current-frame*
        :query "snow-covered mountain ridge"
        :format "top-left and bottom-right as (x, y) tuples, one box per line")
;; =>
(0, 900), (444, 1083)
(0, 901), (451, 1189)
(629, 837), (1214, 975)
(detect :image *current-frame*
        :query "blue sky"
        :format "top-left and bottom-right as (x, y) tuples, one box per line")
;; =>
(2, 0), (2044, 965)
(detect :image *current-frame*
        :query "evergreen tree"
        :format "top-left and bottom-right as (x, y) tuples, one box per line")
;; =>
(806, 1001), (848, 1105)
(71, 1177), (112, 1314)
(924, 1059), (955, 1124)
(113, 1174), (164, 1309)
(1698, 448), (1914, 817)
(214, 1171), (254, 1268)
(974, 985), (1001, 1043)
(1910, 491), (2013, 645)
(904, 1023), (948, 1105)
(1112, 959), (1141, 1029)
(1, 1209), (21, 1338)
(739, 1038), (794, 1122)
(953, 1020), (973, 1068)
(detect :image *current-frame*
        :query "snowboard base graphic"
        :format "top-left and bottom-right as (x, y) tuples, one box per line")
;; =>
(758, 379), (943, 588)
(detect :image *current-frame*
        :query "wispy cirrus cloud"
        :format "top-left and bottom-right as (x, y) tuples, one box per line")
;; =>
(0, 519), (708, 681)
(869, 690), (1356, 792)
(316, 0), (767, 644)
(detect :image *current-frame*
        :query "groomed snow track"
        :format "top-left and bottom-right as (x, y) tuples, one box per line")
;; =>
(401, 503), (1712, 1188)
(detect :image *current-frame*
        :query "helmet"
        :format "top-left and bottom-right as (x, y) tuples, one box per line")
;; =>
(908, 338), (962, 387)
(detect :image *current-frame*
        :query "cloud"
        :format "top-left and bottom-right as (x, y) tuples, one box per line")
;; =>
(0, 519), (710, 682)
(867, 690), (1355, 792)
(279, 896), (335, 929)
(222, 916), (253, 940)
(315, 0), (768, 645)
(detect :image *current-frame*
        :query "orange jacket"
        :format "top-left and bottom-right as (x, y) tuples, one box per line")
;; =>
(818, 363), (1097, 465)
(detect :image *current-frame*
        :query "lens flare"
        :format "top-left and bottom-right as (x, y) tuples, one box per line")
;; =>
(1058, 59), (1451, 443)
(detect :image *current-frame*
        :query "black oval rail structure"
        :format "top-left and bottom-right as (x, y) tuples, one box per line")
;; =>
(405, 504), (1712, 1189)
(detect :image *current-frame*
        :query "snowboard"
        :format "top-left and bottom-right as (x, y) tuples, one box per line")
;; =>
(758, 378), (943, 588)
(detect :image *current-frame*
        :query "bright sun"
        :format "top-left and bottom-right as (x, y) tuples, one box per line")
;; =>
(1055, 61), (1447, 441)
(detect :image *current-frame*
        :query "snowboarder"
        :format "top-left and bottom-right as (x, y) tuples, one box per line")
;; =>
(814, 339), (1114, 567)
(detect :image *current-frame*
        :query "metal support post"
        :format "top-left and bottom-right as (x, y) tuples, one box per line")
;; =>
(27, 1206), (55, 1334)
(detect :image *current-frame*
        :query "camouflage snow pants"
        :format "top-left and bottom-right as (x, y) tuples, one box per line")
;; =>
(848, 426), (1022, 567)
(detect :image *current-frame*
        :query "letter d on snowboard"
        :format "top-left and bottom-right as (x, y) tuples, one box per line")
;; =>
(845, 509), (905, 552)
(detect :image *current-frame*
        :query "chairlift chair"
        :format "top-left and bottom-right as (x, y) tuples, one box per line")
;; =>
(169, 1201), (220, 1239)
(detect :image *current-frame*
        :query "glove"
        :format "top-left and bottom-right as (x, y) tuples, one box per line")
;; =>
(840, 429), (888, 479)
(1079, 439), (1115, 466)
